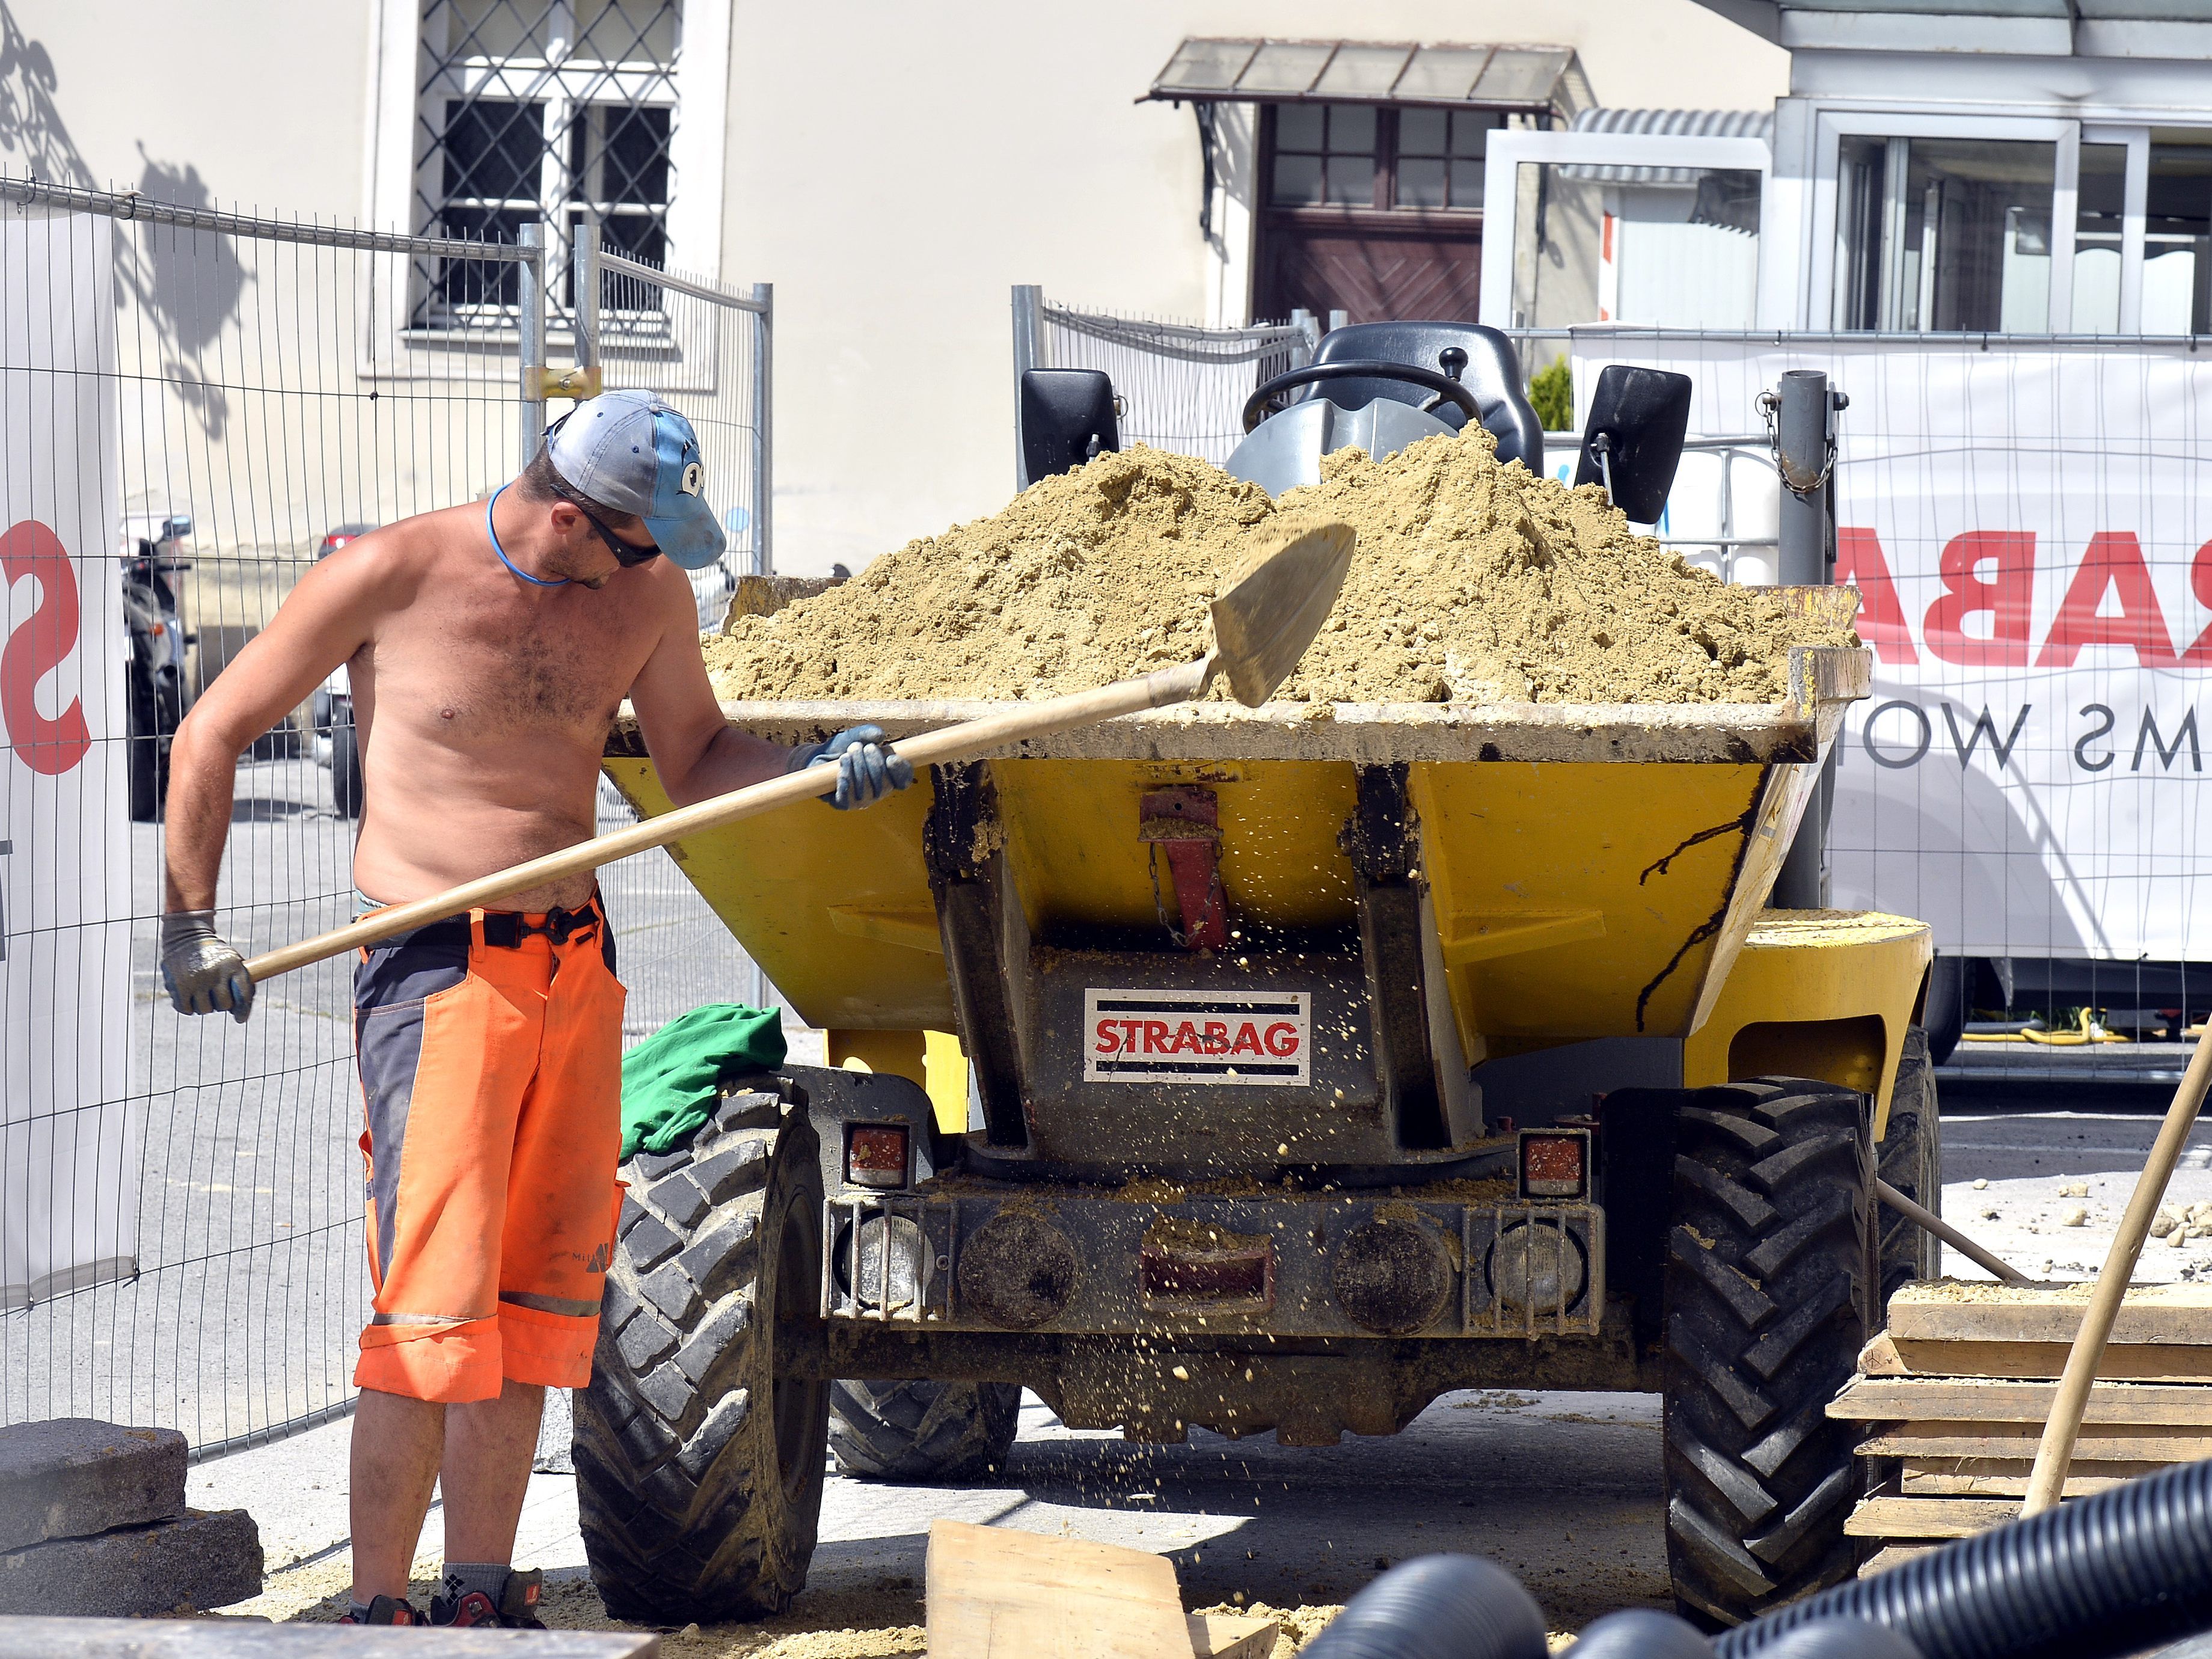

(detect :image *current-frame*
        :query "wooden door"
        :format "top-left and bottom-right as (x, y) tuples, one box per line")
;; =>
(1255, 218), (1483, 324)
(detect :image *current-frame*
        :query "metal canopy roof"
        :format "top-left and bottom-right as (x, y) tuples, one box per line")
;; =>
(1144, 39), (1595, 115)
(1693, 0), (2212, 54)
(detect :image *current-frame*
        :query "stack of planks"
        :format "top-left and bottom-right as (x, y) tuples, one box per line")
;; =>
(1832, 1281), (2212, 1573)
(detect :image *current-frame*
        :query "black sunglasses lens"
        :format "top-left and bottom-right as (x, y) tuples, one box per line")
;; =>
(584, 512), (660, 566)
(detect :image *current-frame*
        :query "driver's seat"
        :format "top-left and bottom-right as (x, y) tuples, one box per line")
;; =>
(1310, 322), (1544, 470)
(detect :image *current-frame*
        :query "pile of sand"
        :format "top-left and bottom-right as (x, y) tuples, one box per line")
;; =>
(703, 433), (1854, 707)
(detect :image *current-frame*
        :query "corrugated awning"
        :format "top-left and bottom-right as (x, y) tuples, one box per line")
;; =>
(1144, 39), (1594, 117)
(1560, 108), (1774, 184)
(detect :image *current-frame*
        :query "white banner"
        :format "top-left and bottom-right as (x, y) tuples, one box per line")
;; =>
(1573, 335), (2212, 964)
(2, 209), (132, 1308)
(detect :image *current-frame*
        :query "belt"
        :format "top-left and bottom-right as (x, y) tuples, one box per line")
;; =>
(369, 899), (604, 953)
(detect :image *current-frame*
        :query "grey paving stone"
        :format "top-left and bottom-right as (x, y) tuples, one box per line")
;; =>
(0, 1418), (186, 1553)
(0, 1507), (261, 1616)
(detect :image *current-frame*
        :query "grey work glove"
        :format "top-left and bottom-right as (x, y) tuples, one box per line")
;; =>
(788, 723), (915, 811)
(161, 910), (254, 1022)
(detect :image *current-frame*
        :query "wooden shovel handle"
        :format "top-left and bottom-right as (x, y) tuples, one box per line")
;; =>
(2021, 1017), (2212, 1513)
(242, 655), (1213, 984)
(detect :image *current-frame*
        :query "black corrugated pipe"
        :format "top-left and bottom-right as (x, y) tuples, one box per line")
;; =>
(1715, 1457), (2212, 1659)
(1297, 1555), (1548, 1659)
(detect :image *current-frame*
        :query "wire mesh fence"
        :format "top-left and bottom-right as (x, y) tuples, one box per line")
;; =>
(1019, 288), (1313, 468)
(0, 177), (773, 1458)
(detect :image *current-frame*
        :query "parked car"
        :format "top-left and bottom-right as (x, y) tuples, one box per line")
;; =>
(308, 523), (373, 818)
(120, 513), (193, 821)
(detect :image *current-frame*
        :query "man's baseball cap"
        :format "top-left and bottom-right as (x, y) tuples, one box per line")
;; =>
(545, 390), (726, 570)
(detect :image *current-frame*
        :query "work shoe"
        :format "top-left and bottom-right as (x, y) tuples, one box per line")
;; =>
(341, 1595), (424, 1625)
(430, 1566), (546, 1629)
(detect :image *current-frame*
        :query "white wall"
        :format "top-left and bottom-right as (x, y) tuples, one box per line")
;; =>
(1, 0), (1788, 575)
(720, 1), (1788, 574)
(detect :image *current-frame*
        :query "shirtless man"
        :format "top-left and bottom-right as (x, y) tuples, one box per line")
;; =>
(160, 392), (910, 1627)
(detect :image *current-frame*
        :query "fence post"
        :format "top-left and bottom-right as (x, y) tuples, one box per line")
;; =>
(518, 221), (546, 473)
(572, 217), (601, 371)
(1773, 369), (1839, 910)
(1289, 307), (1319, 366)
(1011, 283), (1043, 491)
(750, 282), (773, 577)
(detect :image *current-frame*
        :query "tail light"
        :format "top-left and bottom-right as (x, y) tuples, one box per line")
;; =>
(1518, 1128), (1590, 1200)
(845, 1123), (909, 1189)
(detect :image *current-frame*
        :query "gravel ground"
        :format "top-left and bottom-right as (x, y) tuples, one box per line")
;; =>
(177, 1093), (2212, 1652)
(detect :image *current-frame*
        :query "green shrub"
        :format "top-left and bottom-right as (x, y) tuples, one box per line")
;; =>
(1527, 357), (1573, 432)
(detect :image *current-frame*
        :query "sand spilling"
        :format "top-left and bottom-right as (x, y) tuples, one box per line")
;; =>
(703, 432), (1855, 707)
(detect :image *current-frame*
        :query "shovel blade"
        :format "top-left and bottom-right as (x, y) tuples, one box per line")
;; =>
(1209, 518), (1356, 708)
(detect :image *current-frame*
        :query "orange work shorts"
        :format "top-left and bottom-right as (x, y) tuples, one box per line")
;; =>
(352, 900), (626, 1403)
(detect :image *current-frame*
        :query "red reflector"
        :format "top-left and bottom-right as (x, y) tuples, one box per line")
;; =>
(845, 1124), (908, 1188)
(1519, 1129), (1589, 1200)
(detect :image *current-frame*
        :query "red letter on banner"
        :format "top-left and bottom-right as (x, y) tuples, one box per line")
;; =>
(2180, 541), (2212, 667)
(1923, 531), (2035, 667)
(1834, 527), (1918, 664)
(1, 520), (91, 776)
(2036, 532), (2175, 667)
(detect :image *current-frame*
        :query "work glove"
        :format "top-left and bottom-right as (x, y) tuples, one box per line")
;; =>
(788, 723), (915, 811)
(161, 910), (254, 1022)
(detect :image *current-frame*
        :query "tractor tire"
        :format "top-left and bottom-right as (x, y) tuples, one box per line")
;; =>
(829, 1379), (1022, 1482)
(574, 1087), (830, 1625)
(1877, 1028), (1943, 1302)
(1662, 1078), (1875, 1629)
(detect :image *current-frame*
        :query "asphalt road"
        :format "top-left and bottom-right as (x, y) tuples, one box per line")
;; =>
(194, 1095), (2212, 1643)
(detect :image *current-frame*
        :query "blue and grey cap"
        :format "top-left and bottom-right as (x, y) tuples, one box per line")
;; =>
(545, 389), (726, 571)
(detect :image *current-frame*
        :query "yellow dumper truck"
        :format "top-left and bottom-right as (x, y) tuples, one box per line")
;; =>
(580, 589), (1937, 1631)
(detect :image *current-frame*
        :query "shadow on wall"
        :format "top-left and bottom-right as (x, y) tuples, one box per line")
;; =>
(0, 1), (245, 439)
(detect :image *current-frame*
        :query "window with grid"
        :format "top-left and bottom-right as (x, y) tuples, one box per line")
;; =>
(1267, 103), (1500, 212)
(415, 0), (680, 328)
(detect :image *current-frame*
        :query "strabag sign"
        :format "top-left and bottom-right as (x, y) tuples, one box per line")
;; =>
(1083, 989), (1311, 1085)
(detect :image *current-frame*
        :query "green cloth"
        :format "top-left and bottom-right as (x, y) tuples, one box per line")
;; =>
(620, 1003), (787, 1158)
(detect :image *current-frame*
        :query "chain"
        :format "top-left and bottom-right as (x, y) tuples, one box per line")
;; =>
(1759, 388), (1838, 498)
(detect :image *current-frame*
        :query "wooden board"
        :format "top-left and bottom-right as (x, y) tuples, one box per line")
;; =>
(1845, 1497), (2024, 1539)
(1189, 1615), (1280, 1659)
(1861, 1545), (1935, 1577)
(1903, 1468), (2129, 1498)
(1857, 1429), (2212, 1462)
(1886, 1283), (2212, 1346)
(1831, 1378), (2212, 1424)
(927, 1519), (1198, 1659)
(1858, 1332), (2212, 1383)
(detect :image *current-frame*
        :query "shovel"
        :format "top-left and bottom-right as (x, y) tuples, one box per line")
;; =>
(243, 518), (1356, 984)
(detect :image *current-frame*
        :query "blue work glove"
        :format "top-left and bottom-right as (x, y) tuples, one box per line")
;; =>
(788, 723), (915, 811)
(160, 910), (254, 1022)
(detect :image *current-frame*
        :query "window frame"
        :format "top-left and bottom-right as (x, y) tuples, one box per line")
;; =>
(1475, 129), (1774, 330)
(1258, 101), (1515, 225)
(361, 0), (731, 363)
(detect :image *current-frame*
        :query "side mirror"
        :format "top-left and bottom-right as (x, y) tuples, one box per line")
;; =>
(1019, 369), (1120, 486)
(1572, 366), (1692, 524)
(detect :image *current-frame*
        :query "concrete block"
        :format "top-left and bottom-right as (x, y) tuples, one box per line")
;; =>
(0, 1507), (262, 1616)
(0, 1418), (186, 1551)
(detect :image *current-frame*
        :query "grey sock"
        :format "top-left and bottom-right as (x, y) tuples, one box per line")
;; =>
(442, 1562), (510, 1605)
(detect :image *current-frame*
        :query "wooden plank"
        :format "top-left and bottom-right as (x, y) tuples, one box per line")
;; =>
(1886, 1283), (2212, 1346)
(1859, 1333), (2212, 1382)
(1189, 1615), (1280, 1659)
(1859, 1429), (2212, 1462)
(1904, 1467), (2130, 1498)
(927, 1519), (1198, 1659)
(1845, 1496), (2022, 1539)
(1860, 1545), (1934, 1578)
(1831, 1378), (2212, 1424)
(0, 1622), (657, 1658)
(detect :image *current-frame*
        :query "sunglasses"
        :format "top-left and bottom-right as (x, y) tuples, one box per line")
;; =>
(574, 502), (661, 568)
